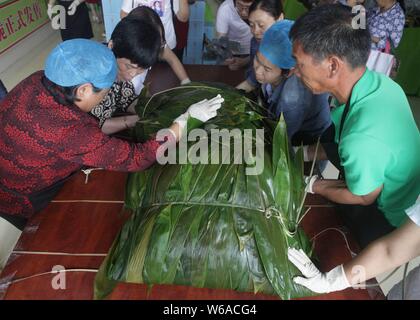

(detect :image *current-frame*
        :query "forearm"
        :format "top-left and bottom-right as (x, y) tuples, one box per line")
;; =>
(344, 240), (396, 285)
(313, 179), (372, 205)
(164, 48), (189, 82)
(176, 0), (189, 22)
(343, 220), (420, 285)
(101, 115), (139, 135)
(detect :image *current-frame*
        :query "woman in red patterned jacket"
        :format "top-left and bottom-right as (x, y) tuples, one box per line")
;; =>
(0, 38), (223, 230)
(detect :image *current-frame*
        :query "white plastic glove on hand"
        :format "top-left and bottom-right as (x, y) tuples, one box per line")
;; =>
(47, 3), (54, 19)
(304, 175), (319, 194)
(174, 94), (224, 135)
(68, 0), (81, 16)
(288, 248), (351, 294)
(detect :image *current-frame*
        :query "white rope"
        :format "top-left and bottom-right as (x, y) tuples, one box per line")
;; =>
(51, 200), (124, 204)
(1, 269), (99, 287)
(12, 250), (107, 257)
(311, 227), (357, 257)
(296, 137), (321, 226)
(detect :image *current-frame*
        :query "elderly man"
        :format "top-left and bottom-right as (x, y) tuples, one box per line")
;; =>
(289, 4), (420, 248)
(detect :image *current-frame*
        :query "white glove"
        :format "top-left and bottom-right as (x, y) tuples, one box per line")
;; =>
(47, 3), (54, 19)
(304, 175), (318, 194)
(180, 78), (191, 85)
(174, 94), (224, 134)
(68, 0), (81, 16)
(288, 248), (350, 294)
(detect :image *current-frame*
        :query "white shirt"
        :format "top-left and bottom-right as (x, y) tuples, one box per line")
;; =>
(216, 0), (252, 55)
(121, 0), (177, 49)
(130, 69), (149, 95)
(407, 197), (420, 227)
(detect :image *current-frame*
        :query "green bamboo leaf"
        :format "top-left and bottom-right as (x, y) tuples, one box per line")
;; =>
(95, 82), (317, 300)
(272, 114), (289, 175)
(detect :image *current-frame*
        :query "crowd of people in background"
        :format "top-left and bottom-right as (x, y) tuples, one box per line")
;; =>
(1, 0), (419, 298)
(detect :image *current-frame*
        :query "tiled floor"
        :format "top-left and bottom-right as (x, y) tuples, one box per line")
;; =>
(0, 16), (419, 297)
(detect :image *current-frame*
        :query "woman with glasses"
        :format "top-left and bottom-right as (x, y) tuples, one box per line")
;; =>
(236, 0), (285, 92)
(90, 8), (190, 135)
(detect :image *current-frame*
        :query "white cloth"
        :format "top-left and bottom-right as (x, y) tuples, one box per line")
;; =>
(130, 69), (149, 95)
(216, 0), (252, 55)
(0, 218), (22, 270)
(406, 197), (420, 227)
(121, 0), (177, 49)
(366, 49), (395, 76)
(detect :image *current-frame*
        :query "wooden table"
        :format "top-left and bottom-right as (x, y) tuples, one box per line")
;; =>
(0, 64), (385, 300)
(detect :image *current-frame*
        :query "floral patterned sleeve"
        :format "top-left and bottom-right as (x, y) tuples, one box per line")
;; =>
(368, 3), (405, 51)
(388, 9), (405, 49)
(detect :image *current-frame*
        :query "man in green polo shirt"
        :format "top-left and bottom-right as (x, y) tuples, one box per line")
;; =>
(289, 4), (420, 248)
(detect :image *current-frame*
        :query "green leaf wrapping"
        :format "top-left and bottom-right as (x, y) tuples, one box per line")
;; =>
(94, 83), (316, 299)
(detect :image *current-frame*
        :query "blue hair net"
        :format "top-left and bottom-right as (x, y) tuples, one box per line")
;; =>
(259, 20), (296, 70)
(45, 39), (117, 89)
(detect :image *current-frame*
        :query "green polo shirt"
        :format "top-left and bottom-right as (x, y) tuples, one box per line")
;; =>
(331, 69), (420, 227)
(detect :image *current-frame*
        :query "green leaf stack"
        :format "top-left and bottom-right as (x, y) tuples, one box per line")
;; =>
(94, 82), (316, 300)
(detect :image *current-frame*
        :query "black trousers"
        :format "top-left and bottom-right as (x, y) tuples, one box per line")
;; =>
(319, 124), (396, 249)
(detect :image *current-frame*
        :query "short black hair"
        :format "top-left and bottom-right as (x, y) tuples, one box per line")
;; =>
(110, 17), (161, 69)
(128, 5), (166, 43)
(289, 4), (371, 69)
(42, 76), (102, 106)
(249, 0), (284, 20)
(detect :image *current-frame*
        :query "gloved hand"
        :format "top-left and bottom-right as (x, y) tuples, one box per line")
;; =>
(68, 0), (81, 16)
(47, 3), (54, 19)
(304, 175), (318, 194)
(180, 78), (191, 85)
(174, 94), (224, 136)
(288, 248), (350, 294)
